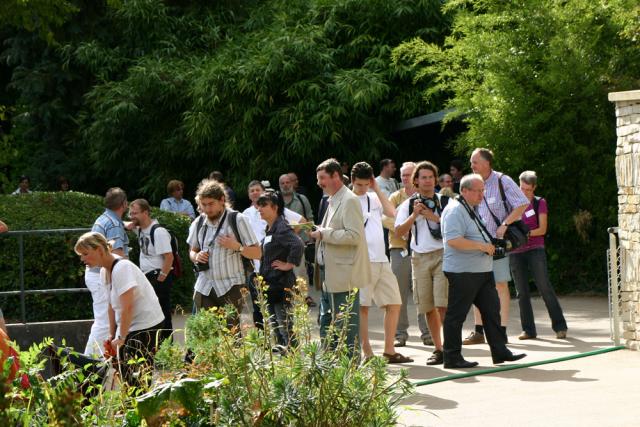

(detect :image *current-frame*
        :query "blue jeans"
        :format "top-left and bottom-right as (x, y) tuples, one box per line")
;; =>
(318, 267), (360, 357)
(509, 248), (567, 336)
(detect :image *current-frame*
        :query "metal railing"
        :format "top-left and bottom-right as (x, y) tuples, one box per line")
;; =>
(0, 228), (91, 323)
(607, 227), (622, 346)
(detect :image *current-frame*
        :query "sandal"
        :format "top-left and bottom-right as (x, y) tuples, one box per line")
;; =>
(383, 352), (414, 364)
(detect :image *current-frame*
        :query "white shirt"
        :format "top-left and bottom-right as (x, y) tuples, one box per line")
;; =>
(395, 196), (444, 254)
(359, 193), (387, 262)
(136, 220), (172, 273)
(101, 259), (164, 336)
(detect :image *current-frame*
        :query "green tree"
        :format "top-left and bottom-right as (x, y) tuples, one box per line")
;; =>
(2, 0), (450, 199)
(393, 0), (640, 291)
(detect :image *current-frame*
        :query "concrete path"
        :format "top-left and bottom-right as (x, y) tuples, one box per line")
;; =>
(175, 293), (638, 426)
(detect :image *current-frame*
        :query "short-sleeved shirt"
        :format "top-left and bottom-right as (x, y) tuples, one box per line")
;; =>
(375, 176), (401, 198)
(395, 196), (444, 254)
(160, 197), (196, 219)
(90, 209), (129, 273)
(284, 193), (314, 222)
(187, 210), (259, 297)
(511, 197), (548, 254)
(102, 259), (164, 335)
(135, 220), (172, 273)
(441, 198), (493, 273)
(477, 171), (529, 238)
(359, 193), (387, 262)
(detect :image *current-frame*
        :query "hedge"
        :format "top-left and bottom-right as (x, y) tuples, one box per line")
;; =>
(0, 192), (194, 323)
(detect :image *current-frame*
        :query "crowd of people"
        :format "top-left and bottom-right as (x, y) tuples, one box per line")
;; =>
(3, 150), (568, 377)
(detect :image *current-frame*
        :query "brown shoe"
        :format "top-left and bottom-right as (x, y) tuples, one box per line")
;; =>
(518, 332), (536, 340)
(462, 331), (485, 345)
(556, 330), (567, 339)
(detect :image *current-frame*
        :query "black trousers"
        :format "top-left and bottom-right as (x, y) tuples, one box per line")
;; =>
(443, 271), (511, 363)
(146, 270), (174, 343)
(120, 322), (163, 386)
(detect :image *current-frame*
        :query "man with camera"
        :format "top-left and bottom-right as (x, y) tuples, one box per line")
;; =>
(395, 161), (449, 366)
(463, 148), (530, 344)
(187, 179), (261, 323)
(441, 174), (526, 368)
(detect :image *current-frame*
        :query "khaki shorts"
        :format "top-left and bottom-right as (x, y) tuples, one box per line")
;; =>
(360, 262), (402, 307)
(411, 249), (448, 313)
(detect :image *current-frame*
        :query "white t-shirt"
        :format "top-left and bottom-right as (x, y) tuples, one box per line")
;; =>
(101, 259), (164, 336)
(395, 196), (444, 254)
(359, 193), (387, 262)
(375, 176), (401, 198)
(136, 220), (173, 273)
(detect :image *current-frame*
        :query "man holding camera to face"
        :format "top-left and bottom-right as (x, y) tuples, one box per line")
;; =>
(395, 161), (449, 366)
(440, 174), (526, 368)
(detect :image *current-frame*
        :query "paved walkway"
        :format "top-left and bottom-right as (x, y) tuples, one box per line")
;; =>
(175, 293), (638, 426)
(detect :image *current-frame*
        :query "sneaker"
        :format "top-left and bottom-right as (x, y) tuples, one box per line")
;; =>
(556, 330), (567, 339)
(518, 331), (536, 340)
(395, 337), (407, 347)
(462, 331), (485, 345)
(422, 336), (434, 346)
(426, 350), (444, 366)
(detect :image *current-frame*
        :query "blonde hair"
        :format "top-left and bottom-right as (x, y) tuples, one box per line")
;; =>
(74, 232), (111, 255)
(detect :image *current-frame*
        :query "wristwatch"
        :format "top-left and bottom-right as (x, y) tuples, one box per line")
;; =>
(501, 221), (509, 227)
(238, 245), (244, 253)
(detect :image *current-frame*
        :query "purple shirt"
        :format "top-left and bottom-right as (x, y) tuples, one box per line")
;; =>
(511, 197), (548, 253)
(477, 171), (529, 238)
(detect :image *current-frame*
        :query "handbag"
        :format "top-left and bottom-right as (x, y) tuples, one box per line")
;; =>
(504, 220), (529, 250)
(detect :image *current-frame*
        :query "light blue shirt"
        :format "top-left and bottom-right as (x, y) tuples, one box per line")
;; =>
(441, 198), (493, 273)
(90, 209), (129, 273)
(160, 197), (196, 219)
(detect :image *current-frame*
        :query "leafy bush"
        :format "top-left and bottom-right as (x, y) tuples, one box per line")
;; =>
(1, 279), (413, 426)
(0, 192), (194, 323)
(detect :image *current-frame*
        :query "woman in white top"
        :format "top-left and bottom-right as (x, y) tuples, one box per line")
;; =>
(75, 232), (164, 384)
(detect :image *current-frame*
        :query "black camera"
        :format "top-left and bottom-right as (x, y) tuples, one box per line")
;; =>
(493, 238), (513, 260)
(195, 262), (210, 272)
(418, 196), (437, 210)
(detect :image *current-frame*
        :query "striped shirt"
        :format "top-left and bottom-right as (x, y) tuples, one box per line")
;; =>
(187, 210), (258, 298)
(477, 171), (529, 238)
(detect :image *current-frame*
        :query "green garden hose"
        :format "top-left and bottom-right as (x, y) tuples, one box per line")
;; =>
(413, 345), (626, 387)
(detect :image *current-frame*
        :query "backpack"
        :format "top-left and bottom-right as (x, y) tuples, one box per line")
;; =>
(149, 224), (183, 278)
(195, 211), (254, 277)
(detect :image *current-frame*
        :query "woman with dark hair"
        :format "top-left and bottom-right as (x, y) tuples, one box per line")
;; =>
(257, 191), (304, 347)
(75, 232), (164, 384)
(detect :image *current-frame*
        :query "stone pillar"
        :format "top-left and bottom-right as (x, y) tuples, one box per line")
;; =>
(609, 90), (640, 349)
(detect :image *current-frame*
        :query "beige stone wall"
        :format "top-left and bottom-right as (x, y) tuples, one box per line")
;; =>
(609, 90), (640, 350)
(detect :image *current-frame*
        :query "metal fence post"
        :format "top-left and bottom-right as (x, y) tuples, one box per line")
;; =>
(18, 234), (26, 324)
(608, 229), (621, 346)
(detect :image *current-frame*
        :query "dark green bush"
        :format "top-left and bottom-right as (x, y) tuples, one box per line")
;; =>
(0, 192), (194, 323)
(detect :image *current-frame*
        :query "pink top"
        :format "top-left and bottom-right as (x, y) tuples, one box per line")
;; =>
(511, 197), (547, 253)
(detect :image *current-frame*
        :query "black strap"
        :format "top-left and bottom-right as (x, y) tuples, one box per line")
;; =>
(199, 211), (228, 250)
(364, 194), (371, 228)
(459, 196), (493, 244)
(408, 194), (445, 245)
(295, 194), (308, 219)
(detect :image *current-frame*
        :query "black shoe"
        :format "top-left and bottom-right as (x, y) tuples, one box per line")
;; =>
(426, 350), (443, 366)
(443, 359), (479, 369)
(493, 353), (526, 364)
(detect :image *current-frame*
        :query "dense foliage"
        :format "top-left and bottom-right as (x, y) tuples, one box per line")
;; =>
(393, 0), (640, 291)
(1, 0), (450, 200)
(0, 192), (193, 322)
(0, 282), (413, 426)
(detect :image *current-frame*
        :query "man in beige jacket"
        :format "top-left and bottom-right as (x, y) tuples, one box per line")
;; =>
(310, 158), (371, 356)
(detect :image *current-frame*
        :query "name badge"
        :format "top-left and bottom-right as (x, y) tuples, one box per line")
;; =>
(524, 209), (535, 218)
(400, 249), (409, 258)
(487, 197), (496, 204)
(264, 235), (273, 244)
